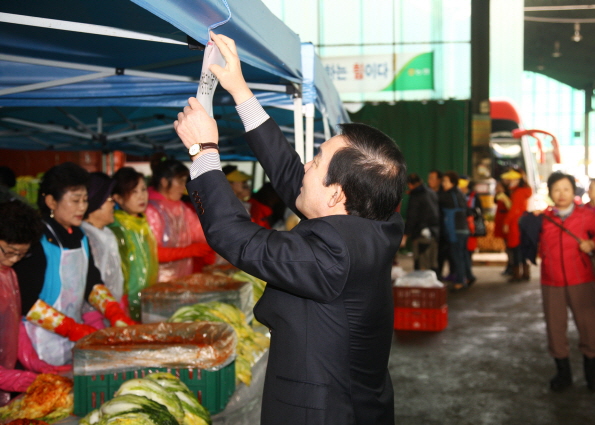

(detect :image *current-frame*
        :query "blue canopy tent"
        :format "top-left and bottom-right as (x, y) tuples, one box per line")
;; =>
(0, 0), (349, 161)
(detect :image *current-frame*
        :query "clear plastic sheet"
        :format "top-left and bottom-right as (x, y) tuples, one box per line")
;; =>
(141, 273), (254, 323)
(73, 322), (236, 375)
(146, 193), (207, 283)
(109, 210), (159, 321)
(0, 268), (20, 406)
(212, 349), (268, 425)
(394, 270), (444, 288)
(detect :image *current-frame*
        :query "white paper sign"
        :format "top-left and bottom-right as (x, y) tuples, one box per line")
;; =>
(196, 39), (227, 117)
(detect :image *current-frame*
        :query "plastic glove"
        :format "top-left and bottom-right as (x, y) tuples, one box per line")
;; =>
(89, 285), (137, 327)
(158, 243), (215, 263)
(0, 366), (37, 392)
(18, 322), (72, 374)
(104, 301), (137, 327)
(26, 299), (97, 342)
(54, 317), (97, 341)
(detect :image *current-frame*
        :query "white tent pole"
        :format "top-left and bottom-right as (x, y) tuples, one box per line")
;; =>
(106, 123), (174, 140)
(58, 108), (98, 137)
(1, 117), (93, 139)
(0, 13), (187, 45)
(246, 83), (288, 93)
(0, 71), (112, 96)
(304, 103), (315, 163)
(293, 96), (304, 163)
(0, 54), (197, 83)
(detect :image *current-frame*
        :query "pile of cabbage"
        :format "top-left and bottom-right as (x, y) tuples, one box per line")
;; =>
(80, 373), (210, 425)
(169, 301), (269, 386)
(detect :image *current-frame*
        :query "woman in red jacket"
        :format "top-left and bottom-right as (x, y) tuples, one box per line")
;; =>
(540, 172), (595, 392)
(502, 169), (532, 281)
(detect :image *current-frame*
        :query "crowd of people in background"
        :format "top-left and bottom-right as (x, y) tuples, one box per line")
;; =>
(0, 159), (293, 405)
(3, 155), (595, 401)
(402, 166), (595, 391)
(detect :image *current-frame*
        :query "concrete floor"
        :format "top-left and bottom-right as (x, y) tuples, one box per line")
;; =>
(390, 255), (595, 425)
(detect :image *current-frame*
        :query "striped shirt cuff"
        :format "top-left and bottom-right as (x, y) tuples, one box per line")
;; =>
(236, 96), (270, 132)
(189, 152), (222, 180)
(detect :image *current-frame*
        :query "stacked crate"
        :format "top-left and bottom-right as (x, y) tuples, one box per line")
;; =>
(393, 285), (448, 331)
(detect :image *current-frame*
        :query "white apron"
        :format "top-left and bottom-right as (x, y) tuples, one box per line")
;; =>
(24, 223), (88, 366)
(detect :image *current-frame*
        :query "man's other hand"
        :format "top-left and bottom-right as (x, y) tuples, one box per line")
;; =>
(209, 32), (253, 105)
(174, 97), (219, 152)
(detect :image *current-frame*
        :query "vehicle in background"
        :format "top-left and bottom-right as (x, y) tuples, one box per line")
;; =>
(473, 99), (559, 212)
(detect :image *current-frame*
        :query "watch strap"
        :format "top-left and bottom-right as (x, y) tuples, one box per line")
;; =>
(199, 143), (219, 151)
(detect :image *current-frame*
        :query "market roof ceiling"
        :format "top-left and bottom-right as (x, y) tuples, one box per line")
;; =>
(524, 0), (595, 91)
(0, 0), (349, 160)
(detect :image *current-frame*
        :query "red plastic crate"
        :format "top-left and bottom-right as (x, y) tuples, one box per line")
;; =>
(393, 286), (447, 309)
(394, 305), (448, 331)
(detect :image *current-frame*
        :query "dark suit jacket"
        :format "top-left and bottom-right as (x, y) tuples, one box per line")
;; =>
(404, 184), (440, 239)
(187, 118), (403, 425)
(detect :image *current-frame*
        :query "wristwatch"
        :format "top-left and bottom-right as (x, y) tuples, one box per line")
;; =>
(188, 143), (219, 156)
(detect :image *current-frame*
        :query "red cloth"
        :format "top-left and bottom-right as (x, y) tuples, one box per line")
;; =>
(466, 192), (478, 252)
(493, 198), (509, 239)
(504, 186), (532, 248)
(248, 198), (273, 229)
(540, 206), (595, 286)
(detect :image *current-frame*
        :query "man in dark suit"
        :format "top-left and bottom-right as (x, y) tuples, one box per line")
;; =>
(174, 33), (406, 425)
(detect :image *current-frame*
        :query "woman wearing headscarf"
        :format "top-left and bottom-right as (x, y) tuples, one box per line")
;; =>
(13, 163), (134, 367)
(146, 159), (215, 282)
(109, 167), (159, 321)
(81, 172), (127, 328)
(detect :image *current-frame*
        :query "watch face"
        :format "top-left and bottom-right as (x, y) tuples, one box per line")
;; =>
(189, 144), (201, 156)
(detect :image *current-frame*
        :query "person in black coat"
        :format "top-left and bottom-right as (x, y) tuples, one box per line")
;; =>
(402, 173), (440, 270)
(174, 33), (407, 425)
(438, 171), (473, 291)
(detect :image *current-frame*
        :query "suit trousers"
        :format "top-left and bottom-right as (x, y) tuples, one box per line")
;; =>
(541, 282), (595, 359)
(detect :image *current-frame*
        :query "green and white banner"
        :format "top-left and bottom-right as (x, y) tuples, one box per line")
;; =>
(322, 52), (433, 93)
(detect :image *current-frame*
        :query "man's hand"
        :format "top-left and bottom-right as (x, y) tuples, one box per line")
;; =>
(174, 97), (219, 155)
(209, 32), (253, 105)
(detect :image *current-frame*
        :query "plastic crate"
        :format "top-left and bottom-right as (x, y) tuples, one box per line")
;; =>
(74, 361), (235, 417)
(393, 286), (447, 309)
(394, 305), (448, 331)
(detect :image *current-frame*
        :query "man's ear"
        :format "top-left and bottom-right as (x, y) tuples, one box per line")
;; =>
(328, 184), (345, 208)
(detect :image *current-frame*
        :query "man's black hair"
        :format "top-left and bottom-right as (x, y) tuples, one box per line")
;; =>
(429, 169), (443, 179)
(150, 159), (189, 190)
(547, 171), (576, 195)
(0, 200), (44, 245)
(37, 162), (90, 216)
(325, 122), (407, 221)
(407, 173), (422, 185)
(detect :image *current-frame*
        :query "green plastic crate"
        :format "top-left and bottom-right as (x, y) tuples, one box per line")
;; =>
(73, 361), (235, 418)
